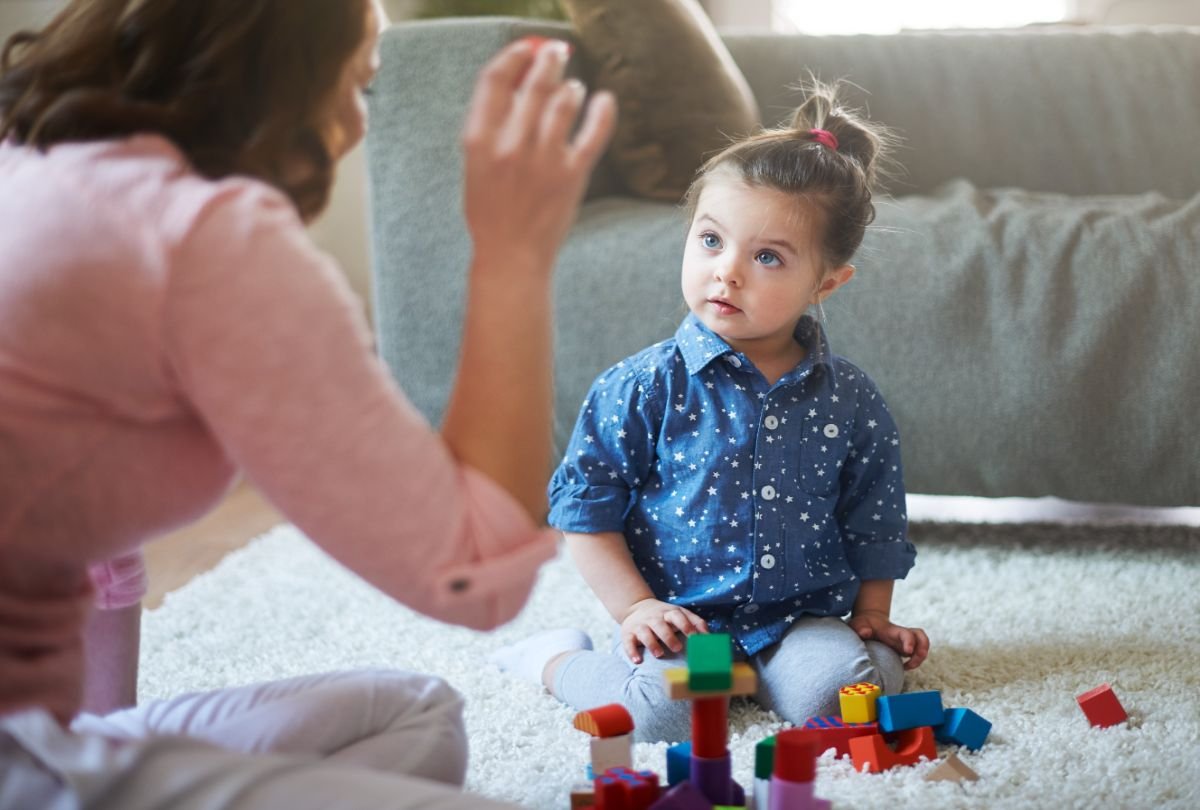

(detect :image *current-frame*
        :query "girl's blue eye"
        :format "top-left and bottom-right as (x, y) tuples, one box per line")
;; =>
(756, 250), (781, 267)
(701, 232), (721, 249)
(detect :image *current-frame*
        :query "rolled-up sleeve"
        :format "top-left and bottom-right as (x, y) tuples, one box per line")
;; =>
(837, 373), (916, 581)
(87, 551), (148, 610)
(548, 364), (660, 535)
(163, 183), (554, 631)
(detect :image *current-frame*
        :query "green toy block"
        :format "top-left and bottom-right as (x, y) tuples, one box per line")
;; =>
(754, 735), (777, 780)
(687, 633), (733, 691)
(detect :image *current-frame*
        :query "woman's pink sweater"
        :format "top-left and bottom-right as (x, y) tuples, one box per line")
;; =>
(0, 135), (555, 630)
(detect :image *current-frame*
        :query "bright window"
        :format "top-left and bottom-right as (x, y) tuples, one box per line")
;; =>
(774, 0), (1072, 35)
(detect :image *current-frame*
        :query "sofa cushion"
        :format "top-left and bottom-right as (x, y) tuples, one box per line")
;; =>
(831, 180), (1200, 505)
(560, 0), (759, 202)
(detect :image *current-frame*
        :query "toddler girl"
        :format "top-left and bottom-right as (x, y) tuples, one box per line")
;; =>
(493, 82), (929, 743)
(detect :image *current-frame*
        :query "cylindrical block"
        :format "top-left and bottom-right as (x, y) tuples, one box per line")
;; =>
(768, 776), (815, 810)
(774, 728), (818, 782)
(691, 695), (728, 758)
(690, 752), (734, 805)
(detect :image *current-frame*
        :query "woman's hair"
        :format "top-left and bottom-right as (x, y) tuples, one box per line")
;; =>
(0, 0), (367, 221)
(684, 79), (895, 271)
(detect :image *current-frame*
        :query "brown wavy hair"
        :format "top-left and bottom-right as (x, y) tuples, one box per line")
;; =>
(0, 0), (367, 221)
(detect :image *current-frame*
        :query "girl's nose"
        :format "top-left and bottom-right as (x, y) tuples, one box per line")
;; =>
(714, 261), (741, 287)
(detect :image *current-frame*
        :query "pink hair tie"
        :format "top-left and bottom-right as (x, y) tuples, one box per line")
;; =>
(808, 129), (839, 151)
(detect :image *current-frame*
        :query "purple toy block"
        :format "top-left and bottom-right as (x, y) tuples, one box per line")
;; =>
(768, 777), (831, 810)
(934, 707), (992, 751)
(648, 780), (713, 810)
(690, 753), (732, 805)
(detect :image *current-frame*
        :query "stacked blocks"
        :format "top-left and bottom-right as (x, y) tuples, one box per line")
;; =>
(794, 715), (879, 758)
(769, 730), (831, 810)
(839, 682), (881, 723)
(663, 633), (746, 807)
(594, 767), (660, 810)
(575, 705), (635, 786)
(934, 707), (992, 751)
(850, 690), (942, 773)
(1076, 683), (1128, 728)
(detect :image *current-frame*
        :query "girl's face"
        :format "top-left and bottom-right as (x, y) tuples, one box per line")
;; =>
(681, 174), (854, 362)
(322, 0), (385, 161)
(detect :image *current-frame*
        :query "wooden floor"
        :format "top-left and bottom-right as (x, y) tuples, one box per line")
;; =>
(141, 483), (284, 609)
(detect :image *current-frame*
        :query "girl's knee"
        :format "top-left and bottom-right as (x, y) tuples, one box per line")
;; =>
(622, 678), (691, 744)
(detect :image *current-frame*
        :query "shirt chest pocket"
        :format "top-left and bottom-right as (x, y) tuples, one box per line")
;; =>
(795, 412), (850, 497)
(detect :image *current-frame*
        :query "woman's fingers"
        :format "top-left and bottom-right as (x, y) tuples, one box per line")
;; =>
(537, 79), (587, 153)
(507, 40), (571, 148)
(567, 90), (617, 172)
(461, 38), (537, 150)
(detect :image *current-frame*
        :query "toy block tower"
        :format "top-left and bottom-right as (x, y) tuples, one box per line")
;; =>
(662, 633), (752, 807)
(575, 704), (636, 779)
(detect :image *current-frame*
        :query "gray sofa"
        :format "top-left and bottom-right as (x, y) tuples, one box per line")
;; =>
(366, 18), (1200, 507)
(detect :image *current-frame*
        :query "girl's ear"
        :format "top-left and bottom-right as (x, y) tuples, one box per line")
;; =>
(816, 264), (855, 302)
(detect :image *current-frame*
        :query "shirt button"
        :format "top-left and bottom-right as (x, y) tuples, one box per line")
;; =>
(744, 603), (759, 614)
(760, 554), (776, 569)
(823, 423), (840, 439)
(760, 485), (776, 501)
(764, 415), (779, 430)
(726, 356), (742, 368)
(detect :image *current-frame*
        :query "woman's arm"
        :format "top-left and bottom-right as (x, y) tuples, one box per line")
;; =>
(441, 40), (617, 519)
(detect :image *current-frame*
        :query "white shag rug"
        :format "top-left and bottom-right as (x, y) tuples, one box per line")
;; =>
(140, 520), (1200, 809)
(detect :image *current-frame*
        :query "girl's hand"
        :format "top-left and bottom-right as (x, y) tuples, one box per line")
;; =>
(461, 37), (616, 271)
(619, 598), (709, 665)
(848, 610), (930, 670)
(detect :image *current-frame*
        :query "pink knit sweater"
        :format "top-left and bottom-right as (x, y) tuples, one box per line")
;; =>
(0, 135), (555, 629)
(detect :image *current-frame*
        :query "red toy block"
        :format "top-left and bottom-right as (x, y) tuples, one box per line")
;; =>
(595, 767), (661, 810)
(576, 704), (636, 738)
(795, 715), (880, 758)
(691, 696), (728, 758)
(773, 729), (818, 783)
(848, 726), (936, 774)
(1076, 683), (1128, 728)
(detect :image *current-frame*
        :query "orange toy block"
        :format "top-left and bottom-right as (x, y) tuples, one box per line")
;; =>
(924, 752), (980, 783)
(570, 783), (596, 808)
(839, 682), (882, 724)
(575, 704), (636, 738)
(664, 663), (757, 700)
(849, 726), (936, 774)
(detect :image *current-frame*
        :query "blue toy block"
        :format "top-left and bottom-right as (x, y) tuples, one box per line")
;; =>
(934, 707), (992, 751)
(876, 691), (944, 733)
(666, 741), (692, 786)
(648, 779), (713, 810)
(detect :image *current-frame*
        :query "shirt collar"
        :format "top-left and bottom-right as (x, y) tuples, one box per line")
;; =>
(674, 312), (835, 378)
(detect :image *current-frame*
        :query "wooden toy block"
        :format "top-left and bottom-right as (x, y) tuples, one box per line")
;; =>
(876, 691), (944, 732)
(773, 729), (818, 783)
(934, 707), (992, 751)
(794, 715), (879, 758)
(591, 733), (633, 776)
(849, 726), (936, 774)
(646, 780), (712, 810)
(754, 735), (777, 780)
(839, 681), (881, 723)
(666, 741), (692, 786)
(571, 782), (597, 808)
(664, 663), (757, 700)
(595, 767), (660, 810)
(691, 696), (728, 758)
(923, 752), (980, 783)
(1076, 683), (1128, 728)
(687, 633), (733, 691)
(576, 704), (636, 738)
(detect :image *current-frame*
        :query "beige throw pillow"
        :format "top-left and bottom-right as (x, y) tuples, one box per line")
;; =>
(561, 0), (760, 202)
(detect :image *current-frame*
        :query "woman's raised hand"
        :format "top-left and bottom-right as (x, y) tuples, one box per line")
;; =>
(461, 37), (616, 270)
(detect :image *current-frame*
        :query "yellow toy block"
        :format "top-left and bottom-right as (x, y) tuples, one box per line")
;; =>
(839, 681), (882, 723)
(664, 662), (757, 700)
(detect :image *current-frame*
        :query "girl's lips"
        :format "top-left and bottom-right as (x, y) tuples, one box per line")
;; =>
(709, 299), (741, 315)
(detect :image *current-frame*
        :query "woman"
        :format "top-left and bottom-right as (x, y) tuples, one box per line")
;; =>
(0, 0), (615, 807)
